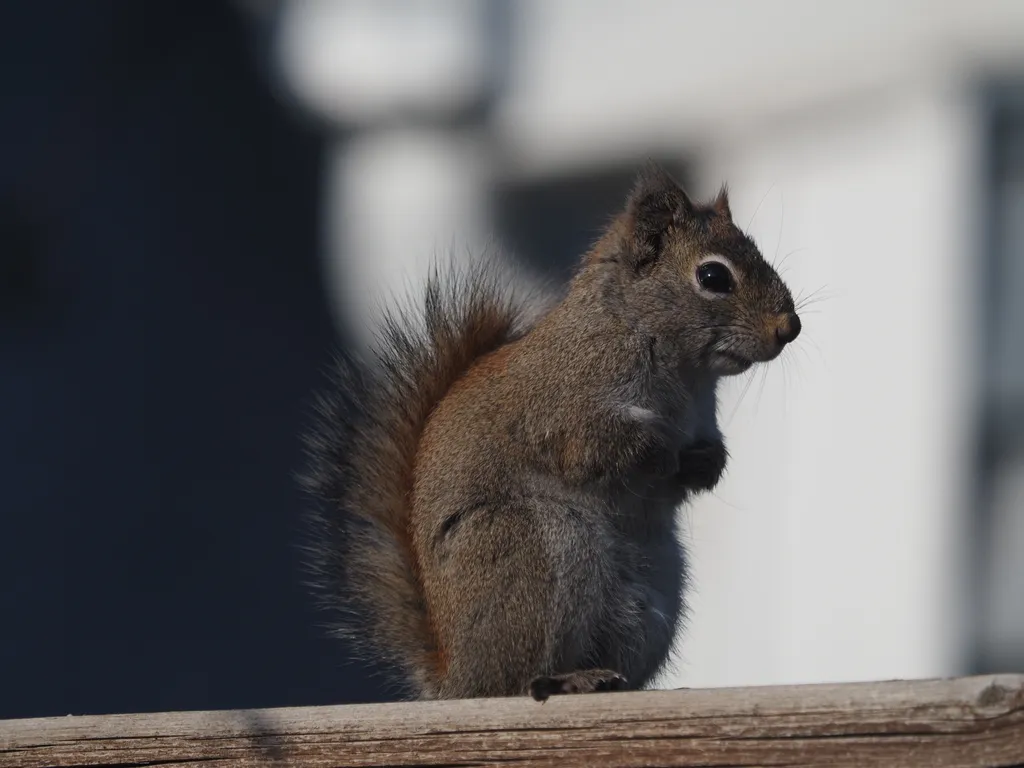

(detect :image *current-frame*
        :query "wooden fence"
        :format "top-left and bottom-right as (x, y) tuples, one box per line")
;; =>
(1, 674), (1021, 767)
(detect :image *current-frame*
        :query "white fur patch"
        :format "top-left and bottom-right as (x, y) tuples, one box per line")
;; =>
(622, 404), (660, 423)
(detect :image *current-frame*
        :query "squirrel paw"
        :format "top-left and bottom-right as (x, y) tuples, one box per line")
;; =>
(676, 438), (728, 492)
(529, 669), (627, 702)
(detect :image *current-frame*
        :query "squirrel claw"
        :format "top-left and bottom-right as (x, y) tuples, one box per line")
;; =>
(529, 670), (627, 702)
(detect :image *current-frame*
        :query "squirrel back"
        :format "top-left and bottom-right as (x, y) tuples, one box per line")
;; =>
(301, 258), (542, 697)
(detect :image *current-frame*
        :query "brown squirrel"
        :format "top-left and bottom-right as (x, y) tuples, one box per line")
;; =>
(303, 164), (801, 701)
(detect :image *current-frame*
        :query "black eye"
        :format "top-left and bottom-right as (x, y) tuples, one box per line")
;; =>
(697, 262), (734, 293)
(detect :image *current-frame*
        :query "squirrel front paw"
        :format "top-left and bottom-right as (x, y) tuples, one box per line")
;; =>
(676, 439), (728, 492)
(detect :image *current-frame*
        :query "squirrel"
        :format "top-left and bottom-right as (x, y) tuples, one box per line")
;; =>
(302, 164), (801, 702)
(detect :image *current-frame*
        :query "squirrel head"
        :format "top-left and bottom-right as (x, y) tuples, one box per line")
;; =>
(590, 164), (800, 376)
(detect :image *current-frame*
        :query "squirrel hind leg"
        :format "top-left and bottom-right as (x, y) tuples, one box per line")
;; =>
(528, 669), (628, 702)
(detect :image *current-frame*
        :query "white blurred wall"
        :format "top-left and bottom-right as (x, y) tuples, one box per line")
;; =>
(676, 85), (977, 687)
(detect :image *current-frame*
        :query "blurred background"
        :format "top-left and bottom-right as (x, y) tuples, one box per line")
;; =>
(2, 0), (1022, 719)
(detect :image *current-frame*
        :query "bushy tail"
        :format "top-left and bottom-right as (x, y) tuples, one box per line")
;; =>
(301, 256), (539, 698)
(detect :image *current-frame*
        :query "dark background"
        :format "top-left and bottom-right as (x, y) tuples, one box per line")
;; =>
(0, 1), (384, 718)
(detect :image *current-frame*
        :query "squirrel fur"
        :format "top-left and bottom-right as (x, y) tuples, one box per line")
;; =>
(303, 164), (801, 701)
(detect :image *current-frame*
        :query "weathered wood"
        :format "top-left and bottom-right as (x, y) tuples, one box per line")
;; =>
(1, 675), (1021, 767)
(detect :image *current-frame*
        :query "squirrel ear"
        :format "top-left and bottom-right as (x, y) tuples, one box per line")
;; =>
(625, 164), (693, 268)
(712, 184), (732, 221)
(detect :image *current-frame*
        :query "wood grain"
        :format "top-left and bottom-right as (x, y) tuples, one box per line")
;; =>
(1, 675), (1022, 767)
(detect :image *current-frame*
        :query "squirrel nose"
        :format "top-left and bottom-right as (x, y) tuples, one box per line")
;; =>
(775, 312), (801, 346)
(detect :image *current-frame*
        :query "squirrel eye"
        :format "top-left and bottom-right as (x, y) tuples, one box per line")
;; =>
(697, 262), (734, 293)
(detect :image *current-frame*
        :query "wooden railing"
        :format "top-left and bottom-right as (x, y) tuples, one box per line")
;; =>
(1, 674), (1022, 767)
